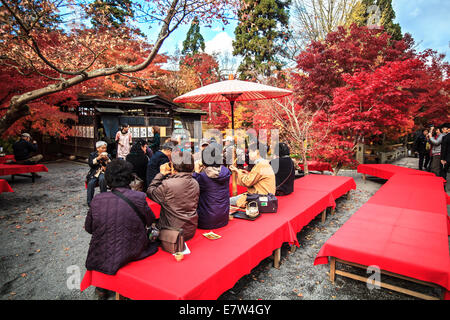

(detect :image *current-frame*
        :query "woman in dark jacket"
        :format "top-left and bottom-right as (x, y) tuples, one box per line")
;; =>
(149, 126), (161, 153)
(270, 142), (295, 196)
(85, 159), (158, 299)
(126, 139), (149, 186)
(193, 143), (231, 229)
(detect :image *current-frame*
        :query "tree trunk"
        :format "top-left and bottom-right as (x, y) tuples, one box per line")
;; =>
(302, 149), (309, 175)
(333, 162), (342, 176)
(0, 101), (30, 137)
(0, 0), (179, 137)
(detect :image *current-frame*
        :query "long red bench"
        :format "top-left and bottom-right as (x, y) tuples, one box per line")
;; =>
(0, 163), (48, 182)
(298, 161), (333, 173)
(80, 175), (356, 299)
(0, 179), (13, 193)
(357, 163), (435, 180)
(0, 155), (15, 164)
(315, 171), (450, 300)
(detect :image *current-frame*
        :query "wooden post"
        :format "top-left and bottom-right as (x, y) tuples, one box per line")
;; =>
(321, 209), (326, 224)
(232, 141), (238, 196)
(115, 292), (125, 300)
(346, 191), (351, 200)
(289, 244), (297, 254)
(274, 248), (281, 269)
(330, 257), (336, 283)
(362, 174), (366, 183)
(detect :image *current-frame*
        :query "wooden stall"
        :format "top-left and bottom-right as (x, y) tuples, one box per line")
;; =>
(58, 95), (206, 159)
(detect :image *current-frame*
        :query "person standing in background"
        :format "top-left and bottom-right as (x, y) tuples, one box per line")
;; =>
(438, 123), (449, 188)
(115, 123), (132, 160)
(428, 126), (444, 176)
(149, 126), (160, 153)
(413, 128), (430, 171)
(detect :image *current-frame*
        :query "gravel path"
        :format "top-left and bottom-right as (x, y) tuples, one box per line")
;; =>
(0, 158), (448, 300)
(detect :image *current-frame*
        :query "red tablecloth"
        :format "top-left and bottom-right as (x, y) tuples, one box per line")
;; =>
(0, 155), (15, 164)
(299, 161), (333, 172)
(80, 175), (355, 299)
(294, 174), (356, 201)
(367, 174), (447, 215)
(0, 164), (48, 176)
(314, 203), (450, 299)
(357, 164), (435, 180)
(0, 179), (13, 193)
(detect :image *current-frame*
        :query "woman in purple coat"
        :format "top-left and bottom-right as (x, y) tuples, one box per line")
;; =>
(84, 159), (158, 299)
(193, 143), (231, 229)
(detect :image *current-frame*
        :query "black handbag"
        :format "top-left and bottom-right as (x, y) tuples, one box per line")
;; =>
(245, 193), (278, 213)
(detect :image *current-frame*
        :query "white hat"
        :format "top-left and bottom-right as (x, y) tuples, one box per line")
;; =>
(224, 136), (233, 142)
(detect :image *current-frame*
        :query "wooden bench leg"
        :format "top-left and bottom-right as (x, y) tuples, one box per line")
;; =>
(115, 292), (125, 300)
(362, 174), (366, 183)
(321, 209), (327, 223)
(330, 257), (336, 283)
(346, 191), (351, 200)
(273, 248), (281, 269)
(289, 244), (297, 254)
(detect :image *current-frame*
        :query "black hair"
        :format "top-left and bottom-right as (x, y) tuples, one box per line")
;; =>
(105, 159), (133, 188)
(277, 142), (290, 157)
(130, 139), (147, 154)
(202, 142), (222, 167)
(171, 150), (194, 173)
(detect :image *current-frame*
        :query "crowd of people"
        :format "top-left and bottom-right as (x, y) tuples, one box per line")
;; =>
(84, 130), (296, 299)
(413, 123), (450, 186)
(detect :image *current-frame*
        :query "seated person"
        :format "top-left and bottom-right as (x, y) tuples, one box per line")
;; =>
(270, 142), (295, 196)
(193, 142), (231, 229)
(229, 143), (276, 208)
(13, 133), (43, 165)
(146, 142), (174, 189)
(146, 150), (199, 241)
(193, 138), (210, 164)
(84, 159), (158, 299)
(86, 141), (111, 207)
(126, 139), (149, 188)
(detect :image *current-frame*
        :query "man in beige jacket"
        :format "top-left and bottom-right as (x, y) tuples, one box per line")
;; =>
(229, 144), (276, 208)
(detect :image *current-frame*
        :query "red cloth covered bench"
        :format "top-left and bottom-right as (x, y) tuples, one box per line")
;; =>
(0, 155), (15, 164)
(298, 161), (333, 173)
(80, 175), (356, 300)
(0, 179), (13, 193)
(0, 164), (48, 183)
(315, 172), (450, 300)
(357, 164), (435, 180)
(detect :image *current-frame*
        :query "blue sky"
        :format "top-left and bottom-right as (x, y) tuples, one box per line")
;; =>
(392, 0), (449, 61)
(137, 0), (449, 65)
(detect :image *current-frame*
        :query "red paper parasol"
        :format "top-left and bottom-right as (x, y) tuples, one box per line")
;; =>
(173, 75), (292, 130)
(173, 75), (293, 195)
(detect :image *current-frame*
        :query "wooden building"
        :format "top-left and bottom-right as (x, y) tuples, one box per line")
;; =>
(58, 95), (206, 159)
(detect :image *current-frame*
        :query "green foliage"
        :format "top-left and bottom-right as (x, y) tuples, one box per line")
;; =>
(0, 136), (17, 154)
(89, 0), (134, 28)
(233, 0), (291, 80)
(349, 0), (402, 40)
(182, 17), (206, 56)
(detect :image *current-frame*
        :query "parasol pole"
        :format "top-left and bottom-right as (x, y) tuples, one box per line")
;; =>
(222, 74), (241, 197)
(230, 99), (238, 196)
